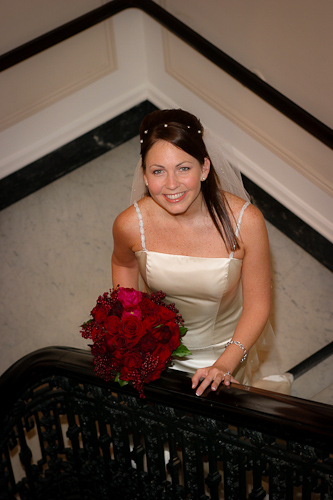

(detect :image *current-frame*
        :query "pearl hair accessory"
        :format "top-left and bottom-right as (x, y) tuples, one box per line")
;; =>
(140, 124), (203, 143)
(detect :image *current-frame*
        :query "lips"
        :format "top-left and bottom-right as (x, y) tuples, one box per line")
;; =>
(163, 192), (186, 202)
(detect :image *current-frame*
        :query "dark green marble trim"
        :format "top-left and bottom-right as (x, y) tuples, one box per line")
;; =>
(0, 100), (157, 211)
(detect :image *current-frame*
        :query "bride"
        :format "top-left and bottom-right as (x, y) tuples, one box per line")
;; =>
(111, 108), (292, 396)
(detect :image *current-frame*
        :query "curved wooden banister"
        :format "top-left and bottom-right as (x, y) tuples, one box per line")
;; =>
(1, 346), (332, 499)
(0, 0), (332, 149)
(1, 346), (332, 447)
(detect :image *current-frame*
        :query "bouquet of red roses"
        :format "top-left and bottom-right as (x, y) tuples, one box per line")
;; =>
(81, 286), (190, 397)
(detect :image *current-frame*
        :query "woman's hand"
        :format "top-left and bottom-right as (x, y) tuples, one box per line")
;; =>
(191, 366), (239, 396)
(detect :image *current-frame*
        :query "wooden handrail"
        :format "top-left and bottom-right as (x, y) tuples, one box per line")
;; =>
(1, 346), (332, 447)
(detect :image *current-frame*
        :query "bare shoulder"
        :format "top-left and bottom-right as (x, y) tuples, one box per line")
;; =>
(224, 192), (267, 245)
(113, 197), (153, 249)
(112, 204), (139, 247)
(113, 204), (135, 231)
(225, 192), (263, 223)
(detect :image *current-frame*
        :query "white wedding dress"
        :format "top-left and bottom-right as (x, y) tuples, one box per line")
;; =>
(134, 201), (293, 394)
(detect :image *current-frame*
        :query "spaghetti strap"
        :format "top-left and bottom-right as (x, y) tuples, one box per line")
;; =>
(134, 202), (147, 252)
(229, 201), (251, 258)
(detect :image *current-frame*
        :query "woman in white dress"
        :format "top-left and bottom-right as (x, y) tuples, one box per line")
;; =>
(112, 109), (292, 396)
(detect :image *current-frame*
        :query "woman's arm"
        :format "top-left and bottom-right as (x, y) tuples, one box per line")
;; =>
(192, 204), (271, 396)
(111, 209), (140, 289)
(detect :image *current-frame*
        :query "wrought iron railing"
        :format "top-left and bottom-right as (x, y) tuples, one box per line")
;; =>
(0, 346), (332, 499)
(0, 0), (332, 149)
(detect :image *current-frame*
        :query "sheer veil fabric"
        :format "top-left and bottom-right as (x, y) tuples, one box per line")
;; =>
(130, 128), (293, 394)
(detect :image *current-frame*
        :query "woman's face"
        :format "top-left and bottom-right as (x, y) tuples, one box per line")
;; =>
(143, 140), (210, 215)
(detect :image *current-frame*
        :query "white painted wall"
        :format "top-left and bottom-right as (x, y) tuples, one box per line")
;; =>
(0, 2), (332, 241)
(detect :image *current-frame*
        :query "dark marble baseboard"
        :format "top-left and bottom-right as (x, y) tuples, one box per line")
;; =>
(0, 100), (158, 212)
(1, 100), (332, 271)
(242, 176), (332, 272)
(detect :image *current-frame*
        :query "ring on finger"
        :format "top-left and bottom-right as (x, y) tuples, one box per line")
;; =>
(223, 371), (231, 379)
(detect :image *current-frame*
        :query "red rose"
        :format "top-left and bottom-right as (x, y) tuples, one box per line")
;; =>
(140, 296), (159, 316)
(92, 305), (109, 324)
(139, 334), (157, 353)
(142, 313), (161, 332)
(106, 334), (127, 352)
(153, 325), (173, 344)
(157, 307), (176, 323)
(167, 321), (181, 351)
(152, 343), (173, 365)
(120, 350), (144, 380)
(122, 316), (146, 347)
(153, 323), (181, 351)
(105, 315), (121, 334)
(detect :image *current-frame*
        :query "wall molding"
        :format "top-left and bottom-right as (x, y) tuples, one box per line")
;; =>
(162, 30), (332, 198)
(0, 84), (147, 180)
(0, 18), (118, 131)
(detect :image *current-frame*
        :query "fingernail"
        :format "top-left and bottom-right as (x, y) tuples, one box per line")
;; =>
(196, 392), (200, 396)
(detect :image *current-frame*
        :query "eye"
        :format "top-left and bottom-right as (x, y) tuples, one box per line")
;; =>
(152, 169), (164, 175)
(179, 166), (190, 172)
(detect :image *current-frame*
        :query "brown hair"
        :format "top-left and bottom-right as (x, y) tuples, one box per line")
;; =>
(140, 109), (239, 251)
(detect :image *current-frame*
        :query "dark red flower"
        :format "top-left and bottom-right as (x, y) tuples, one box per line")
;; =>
(120, 350), (144, 380)
(104, 315), (121, 335)
(139, 334), (157, 353)
(157, 307), (176, 323)
(142, 313), (161, 332)
(109, 301), (123, 318)
(106, 334), (127, 352)
(140, 296), (158, 316)
(153, 325), (172, 344)
(92, 305), (109, 324)
(122, 315), (146, 347)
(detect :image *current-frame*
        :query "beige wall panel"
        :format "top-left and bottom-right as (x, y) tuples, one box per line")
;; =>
(160, 0), (333, 128)
(0, 0), (105, 52)
(0, 18), (117, 130)
(162, 30), (332, 196)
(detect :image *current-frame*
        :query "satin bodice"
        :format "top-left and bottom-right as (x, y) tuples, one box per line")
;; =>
(135, 251), (243, 351)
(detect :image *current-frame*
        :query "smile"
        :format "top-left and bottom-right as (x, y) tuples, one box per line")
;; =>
(164, 192), (186, 202)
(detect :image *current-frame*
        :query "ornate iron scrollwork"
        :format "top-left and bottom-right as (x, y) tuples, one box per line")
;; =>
(0, 347), (332, 499)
